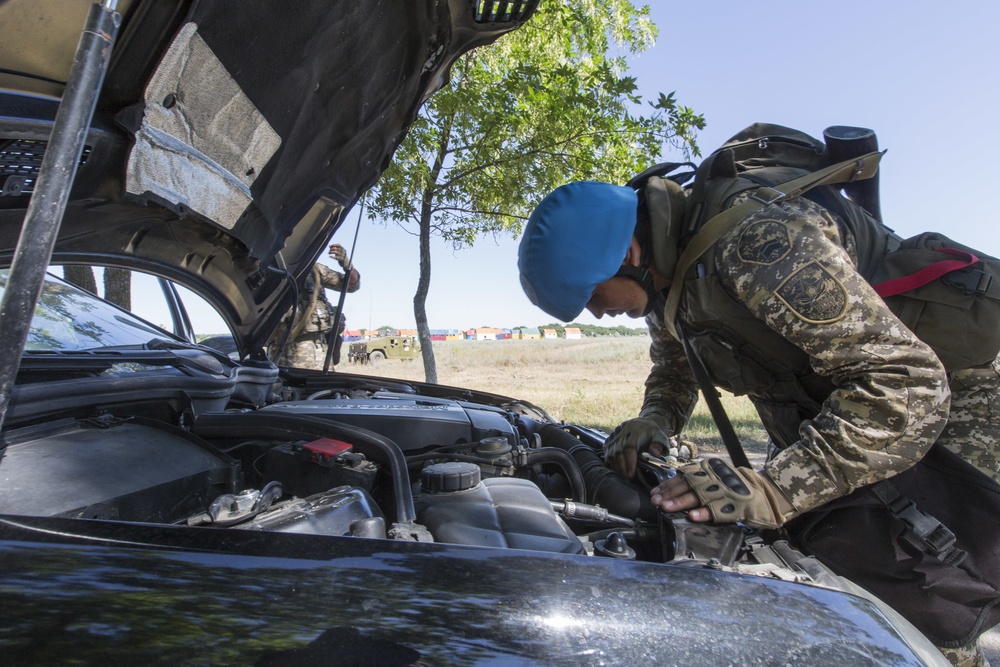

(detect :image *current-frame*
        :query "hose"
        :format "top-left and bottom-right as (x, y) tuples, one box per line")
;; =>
(538, 424), (657, 522)
(405, 452), (513, 469)
(193, 411), (416, 525)
(524, 447), (587, 503)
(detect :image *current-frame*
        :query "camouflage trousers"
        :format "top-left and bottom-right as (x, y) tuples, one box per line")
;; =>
(935, 353), (1000, 667)
(938, 353), (1000, 483)
(938, 638), (989, 667)
(278, 337), (334, 370)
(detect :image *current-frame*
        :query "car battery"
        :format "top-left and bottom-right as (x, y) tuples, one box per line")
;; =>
(263, 438), (378, 498)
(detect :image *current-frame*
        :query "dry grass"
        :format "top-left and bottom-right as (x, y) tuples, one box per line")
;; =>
(347, 337), (770, 456)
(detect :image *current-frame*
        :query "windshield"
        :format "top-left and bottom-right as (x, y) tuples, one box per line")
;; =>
(0, 271), (174, 351)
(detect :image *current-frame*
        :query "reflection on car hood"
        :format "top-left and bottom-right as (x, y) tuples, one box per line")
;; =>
(0, 0), (535, 356)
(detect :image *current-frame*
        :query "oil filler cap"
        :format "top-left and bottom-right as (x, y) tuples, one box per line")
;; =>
(421, 462), (481, 493)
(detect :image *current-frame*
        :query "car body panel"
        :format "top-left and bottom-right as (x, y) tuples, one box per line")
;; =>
(0, 516), (928, 666)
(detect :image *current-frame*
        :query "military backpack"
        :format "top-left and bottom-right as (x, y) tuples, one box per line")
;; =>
(633, 123), (1000, 371)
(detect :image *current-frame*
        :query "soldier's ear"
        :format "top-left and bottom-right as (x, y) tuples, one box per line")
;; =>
(622, 236), (643, 267)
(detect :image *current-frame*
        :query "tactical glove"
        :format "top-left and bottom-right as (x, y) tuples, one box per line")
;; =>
(604, 417), (670, 479)
(329, 243), (352, 271)
(677, 458), (795, 530)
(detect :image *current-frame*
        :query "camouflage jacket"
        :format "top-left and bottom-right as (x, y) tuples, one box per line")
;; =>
(267, 262), (360, 356)
(647, 196), (955, 516)
(292, 263), (358, 337)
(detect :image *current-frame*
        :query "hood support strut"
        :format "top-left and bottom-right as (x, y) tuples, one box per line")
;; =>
(0, 1), (121, 434)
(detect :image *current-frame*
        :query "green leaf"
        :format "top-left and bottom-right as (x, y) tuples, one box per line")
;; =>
(365, 0), (703, 381)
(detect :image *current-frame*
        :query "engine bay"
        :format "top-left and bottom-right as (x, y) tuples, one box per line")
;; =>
(0, 376), (837, 588)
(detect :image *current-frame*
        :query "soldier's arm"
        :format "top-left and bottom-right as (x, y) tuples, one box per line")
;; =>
(716, 198), (951, 516)
(640, 313), (698, 437)
(602, 305), (700, 480)
(316, 262), (361, 293)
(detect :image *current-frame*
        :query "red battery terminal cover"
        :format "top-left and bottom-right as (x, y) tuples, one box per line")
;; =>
(299, 438), (353, 466)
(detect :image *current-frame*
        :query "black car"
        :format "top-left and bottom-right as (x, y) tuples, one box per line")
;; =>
(0, 1), (947, 664)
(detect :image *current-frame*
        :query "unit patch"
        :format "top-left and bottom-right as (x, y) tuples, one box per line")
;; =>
(738, 220), (791, 265)
(775, 261), (847, 324)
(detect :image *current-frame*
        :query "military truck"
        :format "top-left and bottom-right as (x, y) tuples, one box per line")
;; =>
(348, 335), (420, 364)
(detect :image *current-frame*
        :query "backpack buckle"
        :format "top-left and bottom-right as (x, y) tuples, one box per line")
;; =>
(750, 186), (785, 205)
(892, 497), (967, 565)
(942, 268), (992, 296)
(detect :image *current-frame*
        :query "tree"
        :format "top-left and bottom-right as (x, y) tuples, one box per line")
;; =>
(63, 265), (97, 294)
(103, 267), (131, 311)
(62, 265), (131, 310)
(367, 0), (703, 383)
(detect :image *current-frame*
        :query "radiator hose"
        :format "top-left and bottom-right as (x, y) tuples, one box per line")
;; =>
(537, 424), (657, 522)
(523, 447), (587, 503)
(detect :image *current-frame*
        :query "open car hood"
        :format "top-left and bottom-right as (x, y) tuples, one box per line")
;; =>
(0, 0), (535, 356)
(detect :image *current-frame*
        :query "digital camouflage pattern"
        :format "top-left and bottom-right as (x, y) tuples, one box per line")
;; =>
(602, 294), (700, 476)
(644, 196), (968, 517)
(641, 294), (699, 436)
(717, 198), (952, 514)
(272, 260), (360, 369)
(278, 336), (337, 370)
(939, 639), (989, 667)
(938, 353), (1000, 484)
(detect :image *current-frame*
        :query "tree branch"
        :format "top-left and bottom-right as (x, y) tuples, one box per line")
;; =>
(438, 127), (626, 189)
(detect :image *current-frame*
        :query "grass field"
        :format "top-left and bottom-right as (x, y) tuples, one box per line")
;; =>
(346, 337), (771, 456)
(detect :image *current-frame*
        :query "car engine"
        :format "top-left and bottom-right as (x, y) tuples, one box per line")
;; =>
(0, 371), (838, 585)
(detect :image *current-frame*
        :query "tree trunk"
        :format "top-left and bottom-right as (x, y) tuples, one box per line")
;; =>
(415, 201), (437, 384)
(63, 265), (97, 294)
(103, 268), (131, 310)
(411, 117), (453, 384)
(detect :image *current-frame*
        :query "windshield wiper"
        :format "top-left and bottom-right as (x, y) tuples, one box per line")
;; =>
(19, 342), (233, 377)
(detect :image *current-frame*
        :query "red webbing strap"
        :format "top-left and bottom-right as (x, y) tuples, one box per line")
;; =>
(872, 248), (979, 298)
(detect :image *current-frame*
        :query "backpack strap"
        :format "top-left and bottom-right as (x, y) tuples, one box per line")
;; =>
(869, 478), (967, 565)
(626, 161), (696, 189)
(662, 151), (885, 339)
(676, 320), (752, 469)
(872, 247), (981, 297)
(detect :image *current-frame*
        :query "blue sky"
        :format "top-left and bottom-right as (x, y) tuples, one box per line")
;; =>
(166, 1), (1000, 334)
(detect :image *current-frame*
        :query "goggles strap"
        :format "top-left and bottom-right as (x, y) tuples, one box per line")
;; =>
(614, 265), (658, 317)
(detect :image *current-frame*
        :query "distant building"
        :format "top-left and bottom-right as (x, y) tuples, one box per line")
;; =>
(542, 328), (558, 339)
(499, 328), (512, 340)
(343, 329), (363, 342)
(563, 327), (582, 339)
(473, 327), (501, 341)
(516, 327), (540, 340)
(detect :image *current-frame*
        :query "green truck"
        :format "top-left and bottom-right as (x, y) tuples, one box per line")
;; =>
(348, 335), (420, 364)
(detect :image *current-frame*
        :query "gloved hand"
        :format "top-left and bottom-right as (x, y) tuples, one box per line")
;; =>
(329, 243), (352, 271)
(650, 458), (795, 530)
(604, 417), (670, 480)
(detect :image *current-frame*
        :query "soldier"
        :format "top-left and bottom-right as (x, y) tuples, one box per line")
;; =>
(270, 243), (360, 369)
(517, 160), (1000, 665)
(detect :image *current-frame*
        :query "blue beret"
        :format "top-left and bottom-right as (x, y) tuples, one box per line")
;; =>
(518, 181), (638, 322)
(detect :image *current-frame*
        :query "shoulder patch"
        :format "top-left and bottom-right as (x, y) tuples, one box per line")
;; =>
(737, 219), (791, 265)
(775, 261), (847, 324)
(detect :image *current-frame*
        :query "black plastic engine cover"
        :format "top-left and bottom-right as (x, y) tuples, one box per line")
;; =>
(260, 397), (518, 451)
(0, 418), (236, 522)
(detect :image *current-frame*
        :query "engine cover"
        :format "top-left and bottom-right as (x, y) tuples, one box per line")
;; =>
(0, 418), (235, 522)
(261, 396), (518, 451)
